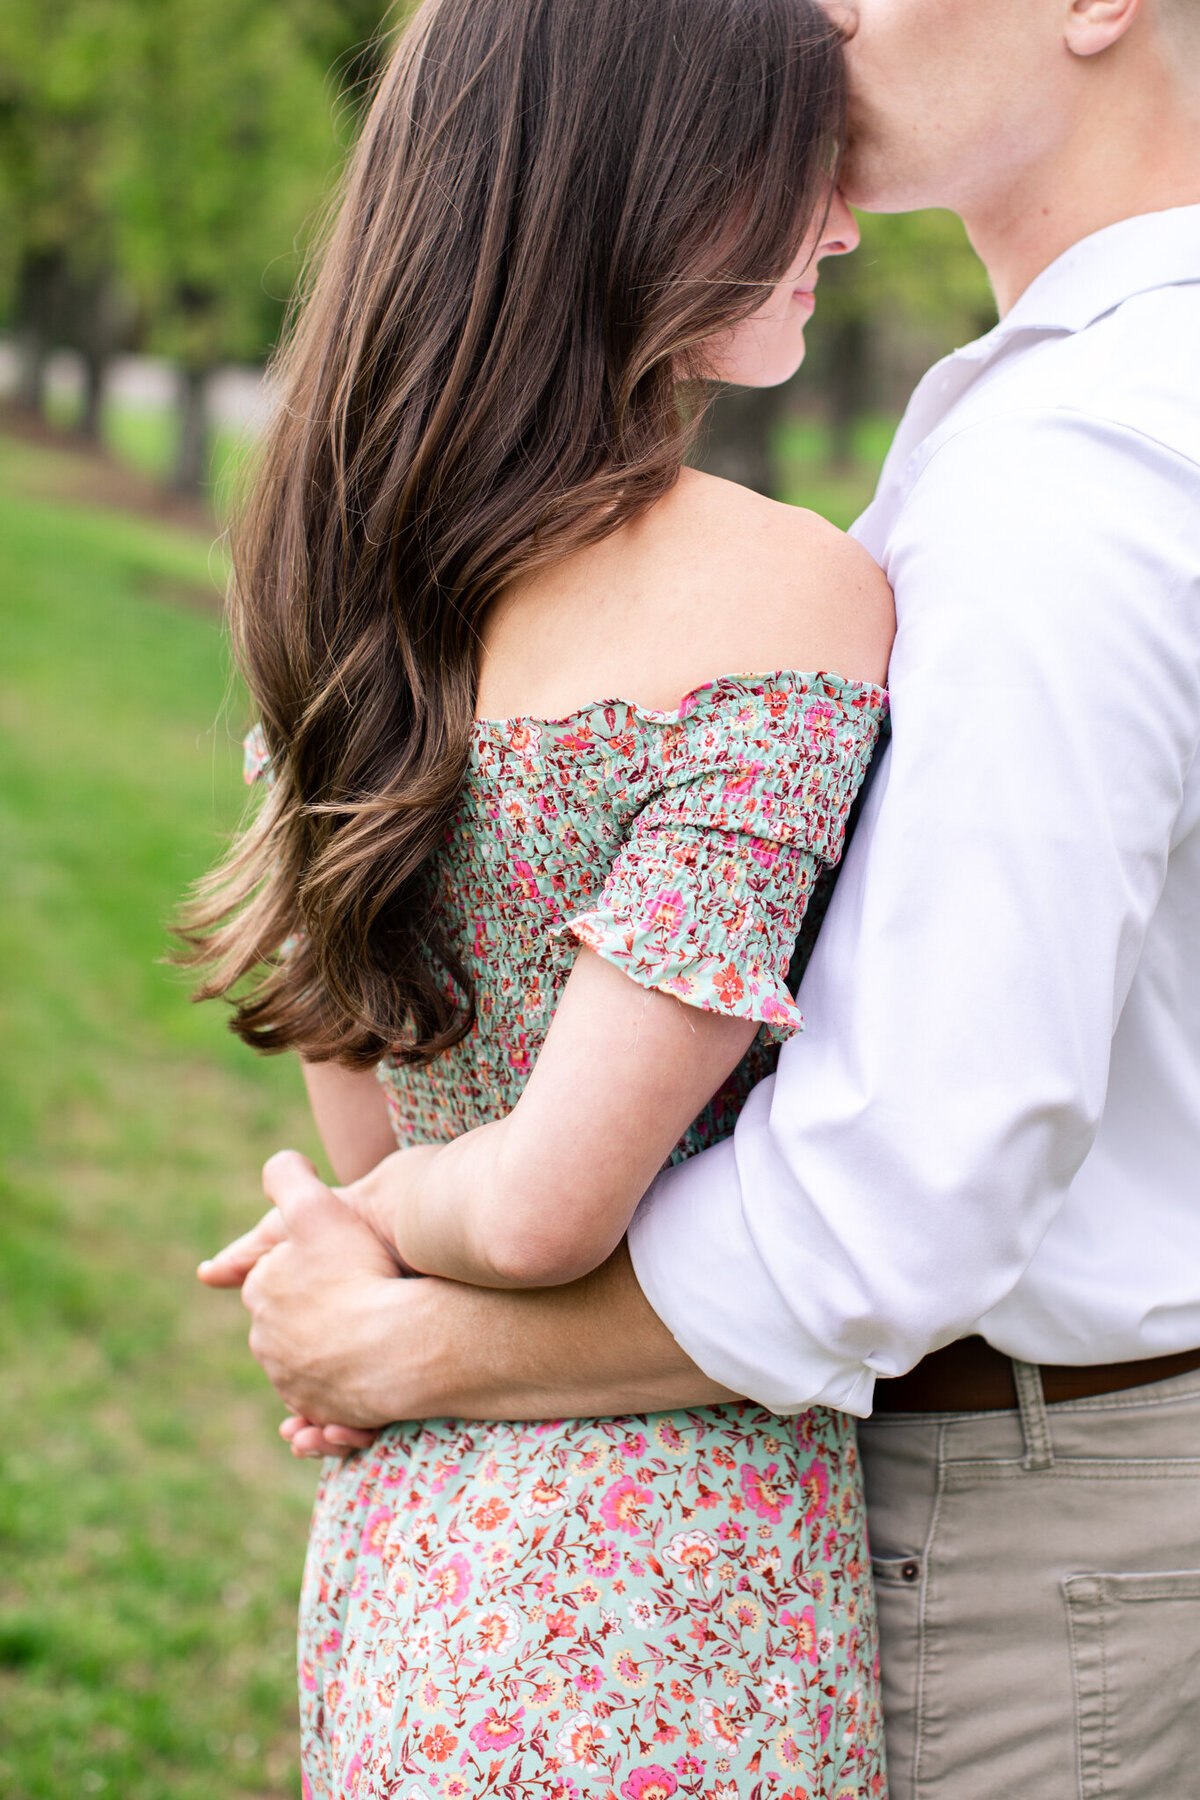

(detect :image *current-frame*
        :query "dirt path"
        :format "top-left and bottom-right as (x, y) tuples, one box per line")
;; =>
(1, 404), (219, 537)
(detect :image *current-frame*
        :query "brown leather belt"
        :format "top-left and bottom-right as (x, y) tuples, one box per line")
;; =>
(872, 1335), (1200, 1413)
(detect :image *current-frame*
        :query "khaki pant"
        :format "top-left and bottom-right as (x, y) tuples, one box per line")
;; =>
(858, 1363), (1200, 1799)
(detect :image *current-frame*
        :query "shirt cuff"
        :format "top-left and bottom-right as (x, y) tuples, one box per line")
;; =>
(627, 1129), (878, 1418)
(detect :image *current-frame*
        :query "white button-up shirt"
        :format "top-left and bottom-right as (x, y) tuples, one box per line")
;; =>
(628, 205), (1200, 1416)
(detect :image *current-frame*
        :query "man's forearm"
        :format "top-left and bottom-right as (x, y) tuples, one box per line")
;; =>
(376, 1242), (737, 1422)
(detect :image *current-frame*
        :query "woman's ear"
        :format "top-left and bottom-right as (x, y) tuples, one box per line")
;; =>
(1065, 0), (1146, 58)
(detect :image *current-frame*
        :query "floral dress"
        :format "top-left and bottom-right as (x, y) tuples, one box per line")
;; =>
(273, 670), (890, 1800)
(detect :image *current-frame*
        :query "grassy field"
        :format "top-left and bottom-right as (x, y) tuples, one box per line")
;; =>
(0, 406), (887, 1798)
(0, 430), (323, 1799)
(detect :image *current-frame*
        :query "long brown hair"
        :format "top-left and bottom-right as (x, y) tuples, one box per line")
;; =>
(178, 0), (846, 1068)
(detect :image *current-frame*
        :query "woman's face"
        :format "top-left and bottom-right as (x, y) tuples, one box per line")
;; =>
(704, 189), (860, 388)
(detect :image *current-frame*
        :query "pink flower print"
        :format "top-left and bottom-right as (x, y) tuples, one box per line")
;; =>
(780, 1604), (819, 1664)
(475, 1603), (520, 1652)
(522, 1475), (569, 1517)
(712, 963), (746, 1009)
(511, 857), (540, 903)
(589, 1540), (620, 1576)
(665, 1529), (719, 1589)
(701, 1699), (747, 1749)
(599, 1475), (654, 1536)
(653, 1417), (688, 1456)
(421, 1724), (457, 1761)
(620, 1767), (679, 1800)
(722, 758), (765, 799)
(621, 1431), (648, 1457)
(576, 1664), (603, 1692)
(471, 1497), (510, 1530)
(749, 837), (781, 870)
(546, 1782), (581, 1800)
(555, 1712), (611, 1770)
(818, 1703), (833, 1743)
(760, 993), (798, 1029)
(428, 1552), (472, 1608)
(300, 1658), (316, 1692)
(360, 1506), (391, 1557)
(343, 1755), (366, 1796)
(645, 887), (686, 940)
(507, 720), (543, 765)
(468, 1705), (526, 1752)
(675, 1755), (703, 1778)
(804, 701), (836, 745)
(801, 1456), (830, 1522)
(739, 1461), (787, 1523)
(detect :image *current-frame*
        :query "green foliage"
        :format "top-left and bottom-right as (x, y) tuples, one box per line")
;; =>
(0, 0), (380, 365)
(109, 0), (344, 371)
(0, 429), (325, 1798)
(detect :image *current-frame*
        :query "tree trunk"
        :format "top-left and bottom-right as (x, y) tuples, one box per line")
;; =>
(78, 350), (107, 441)
(173, 365), (211, 493)
(13, 327), (51, 416)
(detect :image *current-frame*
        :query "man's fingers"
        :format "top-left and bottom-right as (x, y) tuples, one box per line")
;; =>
(197, 1207), (287, 1287)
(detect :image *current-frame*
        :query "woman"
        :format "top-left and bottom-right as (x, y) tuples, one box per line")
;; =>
(186, 0), (893, 1793)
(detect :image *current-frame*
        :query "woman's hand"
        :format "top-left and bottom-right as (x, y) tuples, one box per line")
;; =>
(278, 1412), (376, 1458)
(197, 1206), (288, 1288)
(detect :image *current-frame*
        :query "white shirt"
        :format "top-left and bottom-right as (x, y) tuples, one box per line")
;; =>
(628, 205), (1200, 1416)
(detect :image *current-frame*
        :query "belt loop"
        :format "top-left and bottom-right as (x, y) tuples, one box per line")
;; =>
(1012, 1359), (1054, 1470)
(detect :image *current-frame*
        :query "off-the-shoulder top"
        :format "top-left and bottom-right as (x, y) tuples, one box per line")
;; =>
(246, 670), (887, 1164)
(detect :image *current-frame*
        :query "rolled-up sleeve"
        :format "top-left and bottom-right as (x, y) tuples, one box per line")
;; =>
(628, 410), (1200, 1414)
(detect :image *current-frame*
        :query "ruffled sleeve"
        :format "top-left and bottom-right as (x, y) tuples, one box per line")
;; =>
(553, 674), (887, 1040)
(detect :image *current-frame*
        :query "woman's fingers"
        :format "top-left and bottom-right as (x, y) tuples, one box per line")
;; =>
(197, 1206), (287, 1287)
(279, 1413), (376, 1458)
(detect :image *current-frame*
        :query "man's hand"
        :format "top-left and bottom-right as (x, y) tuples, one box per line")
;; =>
(236, 1151), (410, 1428)
(211, 1149), (735, 1441)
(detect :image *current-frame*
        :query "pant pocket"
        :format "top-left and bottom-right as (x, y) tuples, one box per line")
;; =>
(1064, 1569), (1200, 1798)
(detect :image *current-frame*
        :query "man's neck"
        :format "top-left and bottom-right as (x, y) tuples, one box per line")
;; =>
(965, 69), (1200, 314)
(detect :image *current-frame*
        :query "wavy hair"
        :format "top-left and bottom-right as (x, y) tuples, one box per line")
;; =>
(177, 0), (846, 1067)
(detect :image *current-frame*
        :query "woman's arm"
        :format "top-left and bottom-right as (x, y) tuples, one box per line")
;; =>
(350, 950), (759, 1289)
(301, 1059), (397, 1184)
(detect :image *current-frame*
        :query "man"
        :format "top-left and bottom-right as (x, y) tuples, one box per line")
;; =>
(233, 1), (1200, 1791)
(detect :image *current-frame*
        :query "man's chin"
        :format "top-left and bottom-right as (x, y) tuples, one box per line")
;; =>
(839, 145), (927, 217)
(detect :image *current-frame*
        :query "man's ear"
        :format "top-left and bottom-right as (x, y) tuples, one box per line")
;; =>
(1065, 0), (1146, 57)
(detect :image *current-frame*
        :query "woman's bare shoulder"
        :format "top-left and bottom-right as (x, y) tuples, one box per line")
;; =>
(658, 470), (894, 690)
(478, 469), (893, 720)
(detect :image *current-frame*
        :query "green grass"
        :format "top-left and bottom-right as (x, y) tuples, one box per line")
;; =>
(0, 432), (323, 1799)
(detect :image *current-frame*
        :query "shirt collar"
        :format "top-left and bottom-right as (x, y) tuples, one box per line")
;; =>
(969, 203), (1200, 356)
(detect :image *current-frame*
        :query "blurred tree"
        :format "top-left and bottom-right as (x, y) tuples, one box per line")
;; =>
(109, 0), (348, 489)
(0, 0), (395, 484)
(0, 0), (133, 432)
